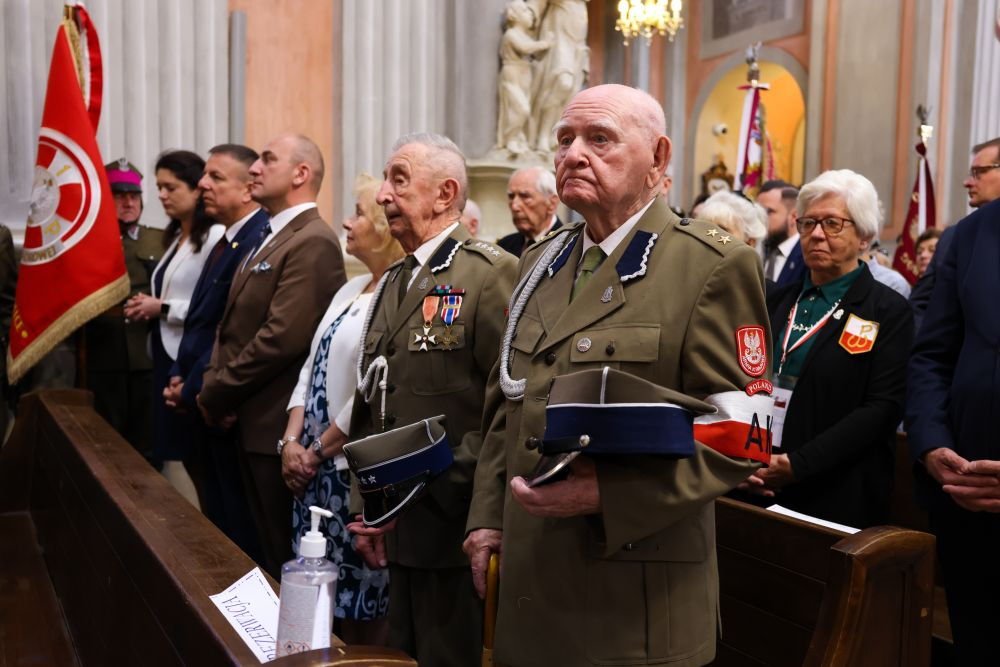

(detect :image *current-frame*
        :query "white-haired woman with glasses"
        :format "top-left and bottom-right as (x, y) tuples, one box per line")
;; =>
(738, 169), (914, 528)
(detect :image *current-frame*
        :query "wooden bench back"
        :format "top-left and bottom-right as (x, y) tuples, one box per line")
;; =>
(0, 390), (416, 666)
(712, 497), (935, 667)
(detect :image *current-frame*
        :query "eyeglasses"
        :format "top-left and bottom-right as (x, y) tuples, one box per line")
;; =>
(796, 217), (856, 236)
(969, 163), (1000, 179)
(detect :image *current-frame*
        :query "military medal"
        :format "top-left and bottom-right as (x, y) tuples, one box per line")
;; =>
(414, 296), (441, 351)
(430, 284), (466, 297)
(439, 295), (463, 349)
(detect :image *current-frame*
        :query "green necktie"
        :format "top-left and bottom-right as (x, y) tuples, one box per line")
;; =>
(571, 246), (606, 302)
(397, 255), (419, 304)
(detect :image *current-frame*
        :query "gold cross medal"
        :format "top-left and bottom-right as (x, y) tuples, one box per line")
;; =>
(438, 295), (463, 349)
(415, 296), (441, 351)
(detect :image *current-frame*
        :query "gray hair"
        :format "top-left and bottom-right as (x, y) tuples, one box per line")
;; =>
(462, 198), (482, 222)
(391, 132), (468, 207)
(700, 191), (766, 244)
(510, 166), (557, 197)
(797, 169), (883, 242)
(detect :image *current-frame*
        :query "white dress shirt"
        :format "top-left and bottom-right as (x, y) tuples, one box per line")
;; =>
(767, 232), (801, 281)
(405, 222), (459, 289)
(579, 197), (656, 264)
(152, 224), (226, 359)
(249, 202), (317, 261)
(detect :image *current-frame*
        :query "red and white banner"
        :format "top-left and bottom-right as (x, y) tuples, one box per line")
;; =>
(8, 5), (127, 384)
(734, 83), (775, 196)
(892, 141), (936, 286)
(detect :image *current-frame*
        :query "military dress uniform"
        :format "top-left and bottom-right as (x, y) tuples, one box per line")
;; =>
(468, 197), (773, 667)
(352, 223), (516, 666)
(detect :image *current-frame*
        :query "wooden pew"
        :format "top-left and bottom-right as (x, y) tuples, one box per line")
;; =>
(712, 497), (935, 667)
(0, 390), (415, 666)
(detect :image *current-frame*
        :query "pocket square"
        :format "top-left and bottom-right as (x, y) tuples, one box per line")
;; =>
(250, 261), (272, 274)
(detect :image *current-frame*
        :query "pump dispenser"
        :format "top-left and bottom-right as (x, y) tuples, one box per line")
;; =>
(275, 506), (339, 657)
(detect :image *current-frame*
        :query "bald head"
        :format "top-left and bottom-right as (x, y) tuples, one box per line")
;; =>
(553, 84), (671, 235)
(249, 132), (326, 213)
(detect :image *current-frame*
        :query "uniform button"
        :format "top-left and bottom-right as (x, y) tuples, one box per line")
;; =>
(576, 337), (592, 352)
(464, 239), (473, 245)
(386, 383), (396, 394)
(387, 343), (396, 356)
(605, 342), (615, 355)
(386, 414), (397, 426)
(525, 436), (541, 451)
(544, 352), (556, 365)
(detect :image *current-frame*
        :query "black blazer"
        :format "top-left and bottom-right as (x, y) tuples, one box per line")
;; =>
(497, 218), (563, 258)
(766, 264), (914, 528)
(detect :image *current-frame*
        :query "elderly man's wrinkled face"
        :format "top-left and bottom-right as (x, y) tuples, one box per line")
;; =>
(376, 143), (439, 241)
(508, 170), (557, 237)
(553, 89), (654, 217)
(113, 192), (142, 224)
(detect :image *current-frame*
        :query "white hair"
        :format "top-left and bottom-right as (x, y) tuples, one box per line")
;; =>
(797, 169), (883, 241)
(462, 198), (481, 222)
(699, 191), (766, 244)
(510, 166), (557, 197)
(391, 132), (469, 207)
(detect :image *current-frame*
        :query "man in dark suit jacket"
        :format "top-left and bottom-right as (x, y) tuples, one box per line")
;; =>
(497, 166), (561, 257)
(199, 133), (345, 576)
(163, 143), (268, 561)
(910, 137), (1000, 332)
(908, 197), (1000, 666)
(759, 180), (807, 286)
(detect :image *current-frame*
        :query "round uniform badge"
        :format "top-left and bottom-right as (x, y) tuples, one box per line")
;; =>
(576, 337), (592, 352)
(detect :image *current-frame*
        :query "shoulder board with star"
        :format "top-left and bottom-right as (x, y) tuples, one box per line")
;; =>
(459, 238), (507, 264)
(673, 217), (742, 256)
(522, 221), (585, 262)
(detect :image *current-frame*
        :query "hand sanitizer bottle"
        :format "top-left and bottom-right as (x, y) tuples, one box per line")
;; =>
(275, 505), (339, 657)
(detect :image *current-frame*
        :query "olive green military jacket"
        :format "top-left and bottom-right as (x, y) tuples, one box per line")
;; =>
(468, 198), (773, 667)
(84, 224), (163, 371)
(351, 224), (517, 569)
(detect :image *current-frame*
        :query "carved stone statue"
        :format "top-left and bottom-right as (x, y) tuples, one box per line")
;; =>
(526, 0), (589, 156)
(495, 1), (551, 157)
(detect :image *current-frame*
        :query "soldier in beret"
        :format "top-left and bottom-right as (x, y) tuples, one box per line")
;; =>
(83, 158), (163, 461)
(465, 84), (773, 667)
(350, 132), (516, 666)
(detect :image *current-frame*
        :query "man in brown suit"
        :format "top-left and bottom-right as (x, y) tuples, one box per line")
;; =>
(465, 85), (773, 666)
(199, 133), (345, 575)
(350, 133), (517, 666)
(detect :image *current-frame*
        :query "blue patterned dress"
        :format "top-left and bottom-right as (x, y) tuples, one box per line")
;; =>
(291, 308), (389, 620)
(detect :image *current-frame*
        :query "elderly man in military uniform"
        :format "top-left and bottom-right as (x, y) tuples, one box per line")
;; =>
(82, 159), (163, 461)
(464, 84), (773, 667)
(350, 133), (516, 666)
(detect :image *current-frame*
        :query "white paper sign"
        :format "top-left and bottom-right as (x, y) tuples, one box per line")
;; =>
(210, 567), (281, 663)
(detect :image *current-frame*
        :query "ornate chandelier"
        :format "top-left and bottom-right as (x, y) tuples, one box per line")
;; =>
(615, 0), (684, 46)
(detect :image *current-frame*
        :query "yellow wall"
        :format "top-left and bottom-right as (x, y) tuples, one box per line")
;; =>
(693, 61), (806, 196)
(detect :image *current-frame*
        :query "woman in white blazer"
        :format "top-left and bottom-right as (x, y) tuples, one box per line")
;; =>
(125, 150), (223, 492)
(280, 173), (403, 644)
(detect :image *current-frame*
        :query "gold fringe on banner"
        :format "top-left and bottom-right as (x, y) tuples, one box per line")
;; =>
(62, 5), (86, 95)
(7, 274), (129, 385)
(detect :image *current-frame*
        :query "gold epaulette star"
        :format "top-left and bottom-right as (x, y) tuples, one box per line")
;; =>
(719, 235), (732, 244)
(706, 228), (719, 237)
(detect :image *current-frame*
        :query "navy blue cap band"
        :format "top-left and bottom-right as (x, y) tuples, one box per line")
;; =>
(540, 403), (695, 457)
(356, 432), (453, 492)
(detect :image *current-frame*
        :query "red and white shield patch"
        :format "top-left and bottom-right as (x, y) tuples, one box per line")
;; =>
(736, 326), (767, 377)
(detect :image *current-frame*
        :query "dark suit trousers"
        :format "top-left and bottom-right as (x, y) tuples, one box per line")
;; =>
(929, 496), (1000, 666)
(387, 564), (482, 667)
(88, 369), (154, 461)
(199, 427), (265, 566)
(237, 448), (293, 578)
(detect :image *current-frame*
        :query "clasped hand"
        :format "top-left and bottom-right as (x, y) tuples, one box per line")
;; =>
(925, 448), (1000, 512)
(124, 292), (161, 321)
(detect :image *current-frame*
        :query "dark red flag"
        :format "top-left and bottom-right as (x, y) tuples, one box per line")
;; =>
(892, 141), (937, 286)
(8, 5), (127, 383)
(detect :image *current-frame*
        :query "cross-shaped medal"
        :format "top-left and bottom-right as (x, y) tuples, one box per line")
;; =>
(414, 325), (437, 351)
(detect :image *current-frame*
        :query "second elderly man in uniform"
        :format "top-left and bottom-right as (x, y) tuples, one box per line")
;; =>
(465, 84), (773, 667)
(351, 133), (516, 666)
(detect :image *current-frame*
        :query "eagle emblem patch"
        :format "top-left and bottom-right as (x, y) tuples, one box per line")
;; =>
(736, 326), (767, 377)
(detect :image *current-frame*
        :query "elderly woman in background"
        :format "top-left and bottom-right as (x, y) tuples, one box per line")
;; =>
(125, 150), (223, 500)
(740, 169), (914, 528)
(698, 190), (767, 248)
(914, 227), (943, 277)
(279, 173), (403, 644)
